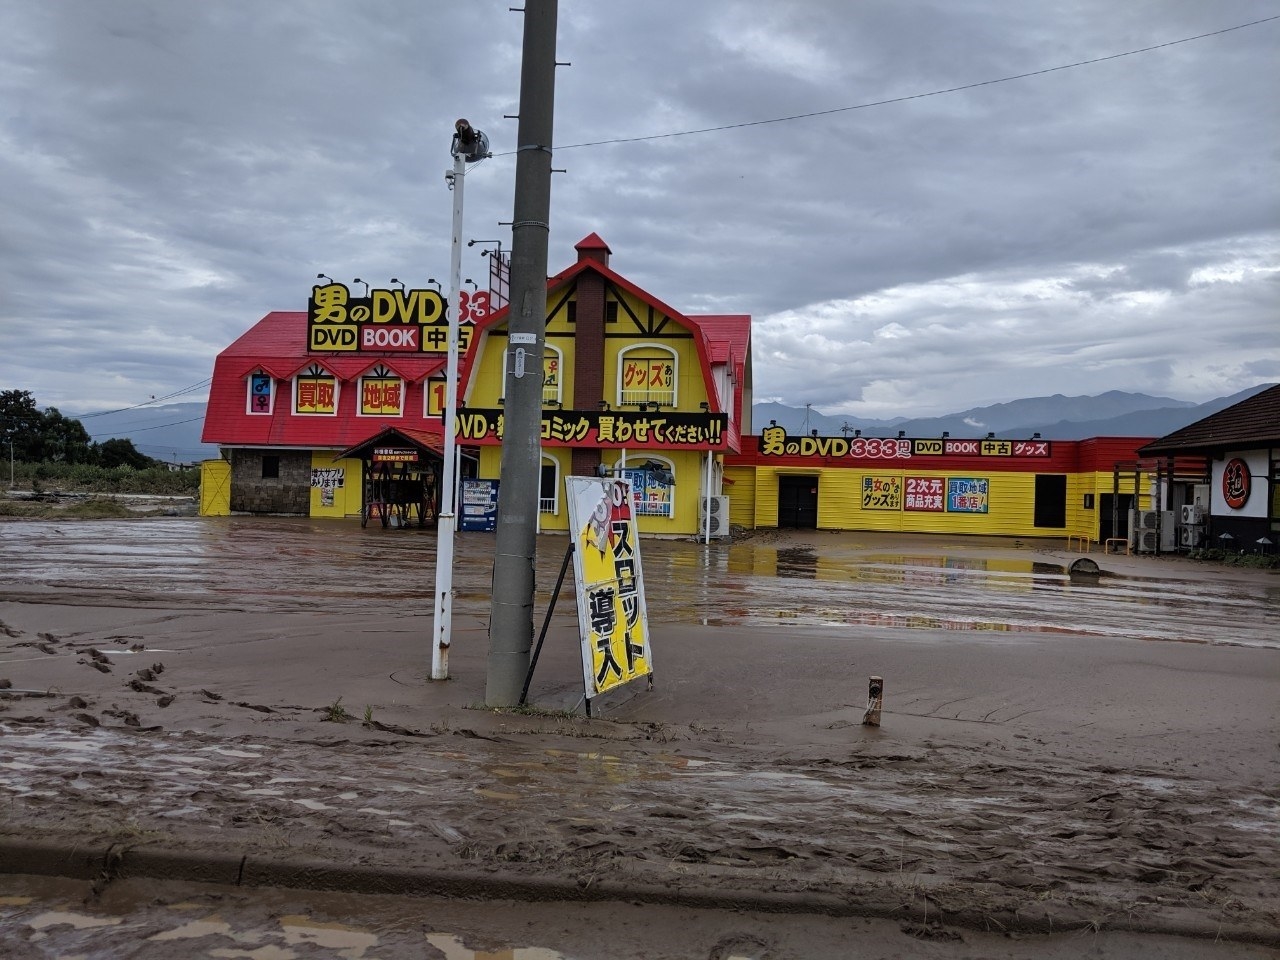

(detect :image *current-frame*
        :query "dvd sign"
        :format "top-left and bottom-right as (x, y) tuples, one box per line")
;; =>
(308, 283), (448, 354)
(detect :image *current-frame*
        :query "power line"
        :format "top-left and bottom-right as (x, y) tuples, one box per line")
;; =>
(76, 379), (212, 419)
(88, 416), (205, 439)
(495, 15), (1279, 155)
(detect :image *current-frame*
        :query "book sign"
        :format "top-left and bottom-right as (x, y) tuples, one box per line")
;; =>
(564, 476), (654, 699)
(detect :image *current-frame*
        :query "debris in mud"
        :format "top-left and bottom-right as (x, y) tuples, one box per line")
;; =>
(901, 920), (964, 942)
(233, 701), (276, 714)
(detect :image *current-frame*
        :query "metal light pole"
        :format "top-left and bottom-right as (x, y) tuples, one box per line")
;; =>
(431, 119), (489, 681)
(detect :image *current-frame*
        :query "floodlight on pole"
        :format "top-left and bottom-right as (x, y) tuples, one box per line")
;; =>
(431, 117), (490, 682)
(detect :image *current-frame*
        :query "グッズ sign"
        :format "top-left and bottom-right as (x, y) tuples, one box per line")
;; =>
(565, 476), (654, 699)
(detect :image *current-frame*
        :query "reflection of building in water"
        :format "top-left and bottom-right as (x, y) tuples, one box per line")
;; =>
(200, 233), (1250, 550)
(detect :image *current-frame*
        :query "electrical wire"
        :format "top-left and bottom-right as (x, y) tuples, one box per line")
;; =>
(493, 15), (1280, 155)
(76, 379), (212, 419)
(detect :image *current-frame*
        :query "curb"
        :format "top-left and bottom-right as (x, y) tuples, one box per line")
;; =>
(2, 837), (1277, 949)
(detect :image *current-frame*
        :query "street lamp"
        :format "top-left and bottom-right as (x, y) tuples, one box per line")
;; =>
(431, 117), (490, 683)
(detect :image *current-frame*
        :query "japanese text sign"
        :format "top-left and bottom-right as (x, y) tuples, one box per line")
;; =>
(565, 476), (654, 699)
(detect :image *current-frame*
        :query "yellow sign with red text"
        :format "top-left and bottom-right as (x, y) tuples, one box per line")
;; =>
(565, 476), (654, 698)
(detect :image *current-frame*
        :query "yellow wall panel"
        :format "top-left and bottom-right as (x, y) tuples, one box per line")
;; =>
(725, 466), (755, 527)
(309, 454), (363, 518)
(199, 459), (231, 516)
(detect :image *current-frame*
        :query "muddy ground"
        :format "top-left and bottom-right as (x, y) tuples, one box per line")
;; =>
(1, 518), (1277, 958)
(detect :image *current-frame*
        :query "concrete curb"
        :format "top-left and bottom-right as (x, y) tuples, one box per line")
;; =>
(2, 836), (1277, 948)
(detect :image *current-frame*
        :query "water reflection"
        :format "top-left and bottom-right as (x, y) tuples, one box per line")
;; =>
(0, 519), (1274, 648)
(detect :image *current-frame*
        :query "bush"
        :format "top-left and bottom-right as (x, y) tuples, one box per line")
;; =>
(4, 461), (200, 496)
(1187, 547), (1280, 570)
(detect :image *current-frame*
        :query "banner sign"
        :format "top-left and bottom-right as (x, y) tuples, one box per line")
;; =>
(307, 283), (478, 354)
(947, 478), (990, 513)
(565, 476), (654, 699)
(758, 425), (1050, 460)
(452, 409), (726, 449)
(861, 475), (903, 510)
(621, 467), (673, 517)
(372, 447), (418, 463)
(904, 476), (945, 511)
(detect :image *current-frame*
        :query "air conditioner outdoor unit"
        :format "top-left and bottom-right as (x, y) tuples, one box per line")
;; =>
(699, 496), (730, 538)
(1180, 504), (1203, 525)
(1136, 530), (1160, 553)
(1138, 510), (1160, 530)
(1180, 526), (1205, 548)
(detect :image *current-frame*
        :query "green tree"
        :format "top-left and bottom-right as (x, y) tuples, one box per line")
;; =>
(36, 407), (94, 464)
(0, 389), (42, 460)
(97, 437), (156, 469)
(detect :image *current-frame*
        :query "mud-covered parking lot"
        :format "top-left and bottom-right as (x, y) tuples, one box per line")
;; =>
(2, 517), (1278, 958)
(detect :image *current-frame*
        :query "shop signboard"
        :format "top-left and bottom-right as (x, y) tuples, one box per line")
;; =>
(564, 476), (654, 699)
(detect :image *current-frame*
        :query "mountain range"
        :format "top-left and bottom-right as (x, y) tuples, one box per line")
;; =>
(753, 384), (1273, 440)
(68, 384), (1274, 464)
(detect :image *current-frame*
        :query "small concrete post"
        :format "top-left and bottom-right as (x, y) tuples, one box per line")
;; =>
(862, 675), (883, 727)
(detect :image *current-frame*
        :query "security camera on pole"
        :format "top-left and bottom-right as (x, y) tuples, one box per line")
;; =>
(431, 118), (489, 682)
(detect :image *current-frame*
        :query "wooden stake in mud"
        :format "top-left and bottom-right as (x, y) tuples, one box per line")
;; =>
(862, 675), (883, 726)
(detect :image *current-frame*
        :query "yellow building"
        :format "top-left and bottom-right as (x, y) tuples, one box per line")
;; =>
(460, 233), (751, 537)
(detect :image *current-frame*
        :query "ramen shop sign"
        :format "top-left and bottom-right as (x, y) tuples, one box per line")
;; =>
(308, 283), (454, 353)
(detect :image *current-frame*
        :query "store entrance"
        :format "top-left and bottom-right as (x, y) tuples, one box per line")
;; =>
(1099, 493), (1135, 542)
(778, 475), (818, 528)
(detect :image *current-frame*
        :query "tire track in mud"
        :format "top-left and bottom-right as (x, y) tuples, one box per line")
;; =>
(1, 722), (1276, 940)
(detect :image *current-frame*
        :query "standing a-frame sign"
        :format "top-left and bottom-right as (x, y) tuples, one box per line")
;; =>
(564, 476), (654, 706)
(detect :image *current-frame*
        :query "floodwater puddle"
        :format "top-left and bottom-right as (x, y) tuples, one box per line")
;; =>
(1, 518), (1275, 647)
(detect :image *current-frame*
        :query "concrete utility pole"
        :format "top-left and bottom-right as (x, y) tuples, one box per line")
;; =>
(486, 0), (558, 706)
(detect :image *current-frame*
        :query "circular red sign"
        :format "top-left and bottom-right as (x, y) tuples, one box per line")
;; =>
(1222, 458), (1250, 510)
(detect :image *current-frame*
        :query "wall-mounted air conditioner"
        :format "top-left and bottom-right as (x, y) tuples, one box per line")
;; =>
(699, 496), (730, 538)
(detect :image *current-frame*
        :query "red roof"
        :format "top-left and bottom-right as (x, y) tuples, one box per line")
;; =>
(202, 311), (447, 450)
(465, 237), (749, 421)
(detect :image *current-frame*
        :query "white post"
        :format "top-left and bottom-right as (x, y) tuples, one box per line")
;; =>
(704, 449), (714, 544)
(431, 151), (466, 681)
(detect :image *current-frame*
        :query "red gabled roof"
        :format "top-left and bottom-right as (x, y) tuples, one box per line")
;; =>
(687, 315), (750, 365)
(466, 239), (725, 404)
(202, 310), (446, 450)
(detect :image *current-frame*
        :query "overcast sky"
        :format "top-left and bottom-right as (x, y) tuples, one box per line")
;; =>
(2, 1), (1277, 422)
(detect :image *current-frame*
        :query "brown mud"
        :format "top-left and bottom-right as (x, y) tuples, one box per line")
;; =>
(1, 518), (1277, 957)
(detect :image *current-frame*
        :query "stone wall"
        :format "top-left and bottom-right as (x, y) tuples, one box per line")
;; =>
(229, 449), (312, 515)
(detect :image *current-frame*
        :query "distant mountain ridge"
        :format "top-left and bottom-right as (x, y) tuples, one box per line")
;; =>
(753, 385), (1274, 440)
(62, 385), (1276, 462)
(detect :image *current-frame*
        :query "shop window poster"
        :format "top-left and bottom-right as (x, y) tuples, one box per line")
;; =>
(947, 478), (989, 513)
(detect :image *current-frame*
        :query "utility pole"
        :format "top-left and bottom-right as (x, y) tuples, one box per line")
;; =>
(486, 0), (558, 706)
